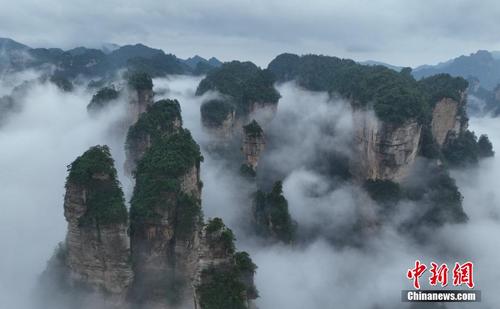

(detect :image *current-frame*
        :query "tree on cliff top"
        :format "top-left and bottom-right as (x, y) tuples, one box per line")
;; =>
(418, 73), (468, 104)
(268, 53), (468, 125)
(66, 145), (127, 226)
(478, 134), (494, 158)
(126, 71), (153, 91)
(197, 218), (258, 309)
(87, 86), (120, 112)
(196, 61), (280, 117)
(243, 119), (263, 137)
(130, 129), (203, 232)
(253, 181), (296, 244)
(200, 99), (235, 127)
(126, 99), (183, 149)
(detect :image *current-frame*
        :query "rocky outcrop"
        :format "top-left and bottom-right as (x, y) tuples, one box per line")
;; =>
(352, 112), (421, 181)
(196, 61), (280, 137)
(204, 110), (236, 138)
(125, 99), (182, 174)
(129, 130), (204, 307)
(127, 72), (154, 124)
(242, 120), (265, 171)
(128, 88), (154, 123)
(193, 218), (257, 309)
(44, 103), (258, 308)
(129, 127), (257, 308)
(252, 181), (296, 244)
(431, 97), (466, 147)
(62, 146), (133, 304)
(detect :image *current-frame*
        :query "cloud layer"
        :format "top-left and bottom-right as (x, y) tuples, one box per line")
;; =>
(2, 0), (500, 66)
(1, 75), (500, 308)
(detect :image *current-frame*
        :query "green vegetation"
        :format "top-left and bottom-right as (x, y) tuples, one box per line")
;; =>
(176, 193), (203, 240)
(239, 163), (256, 178)
(197, 221), (258, 309)
(418, 126), (441, 159)
(268, 54), (468, 125)
(127, 53), (187, 77)
(197, 267), (247, 309)
(443, 131), (495, 167)
(194, 61), (216, 75)
(253, 181), (296, 243)
(418, 73), (468, 104)
(196, 61), (280, 117)
(234, 251), (257, 274)
(442, 130), (480, 167)
(406, 167), (467, 226)
(87, 86), (119, 112)
(205, 217), (236, 254)
(126, 99), (182, 149)
(49, 75), (74, 92)
(126, 71), (153, 91)
(66, 145), (127, 226)
(200, 99), (235, 127)
(130, 130), (203, 231)
(243, 120), (263, 137)
(363, 179), (402, 204)
(478, 134), (495, 157)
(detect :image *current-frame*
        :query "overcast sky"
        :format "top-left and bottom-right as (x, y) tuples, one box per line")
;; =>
(1, 0), (500, 67)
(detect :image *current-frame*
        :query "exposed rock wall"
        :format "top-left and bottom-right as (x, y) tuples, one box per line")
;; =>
(129, 133), (203, 306)
(64, 179), (133, 302)
(125, 100), (182, 175)
(128, 88), (154, 124)
(200, 100), (276, 139)
(352, 112), (421, 181)
(130, 185), (202, 305)
(431, 97), (464, 147)
(193, 220), (257, 309)
(242, 120), (265, 171)
(202, 110), (236, 139)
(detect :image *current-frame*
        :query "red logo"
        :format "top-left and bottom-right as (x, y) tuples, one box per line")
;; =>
(407, 261), (474, 289)
(429, 262), (449, 287)
(407, 260), (427, 289)
(452, 262), (474, 289)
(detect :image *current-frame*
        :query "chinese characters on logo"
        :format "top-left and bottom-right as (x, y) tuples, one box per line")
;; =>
(406, 260), (474, 289)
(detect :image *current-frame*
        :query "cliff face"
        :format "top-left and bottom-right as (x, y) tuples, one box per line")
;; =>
(64, 183), (132, 295)
(196, 61), (280, 137)
(128, 88), (154, 124)
(62, 146), (132, 303)
(129, 130), (204, 306)
(352, 113), (421, 181)
(127, 72), (155, 124)
(242, 120), (265, 171)
(193, 219), (257, 309)
(252, 181), (296, 244)
(202, 109), (236, 139)
(431, 97), (466, 147)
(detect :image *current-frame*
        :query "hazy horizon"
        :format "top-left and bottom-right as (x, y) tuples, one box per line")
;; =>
(2, 0), (500, 68)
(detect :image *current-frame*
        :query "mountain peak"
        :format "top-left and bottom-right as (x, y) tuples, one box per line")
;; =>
(0, 37), (30, 50)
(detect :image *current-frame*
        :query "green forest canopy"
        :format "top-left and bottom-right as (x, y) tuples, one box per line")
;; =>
(196, 61), (281, 117)
(126, 99), (182, 149)
(66, 145), (127, 226)
(268, 53), (468, 124)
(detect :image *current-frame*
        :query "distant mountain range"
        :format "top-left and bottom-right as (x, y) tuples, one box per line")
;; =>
(3, 36), (500, 94)
(359, 60), (404, 72)
(412, 50), (500, 90)
(362, 50), (500, 93)
(0, 38), (222, 79)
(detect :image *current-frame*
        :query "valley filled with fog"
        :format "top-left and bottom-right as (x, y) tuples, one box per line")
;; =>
(1, 74), (499, 308)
